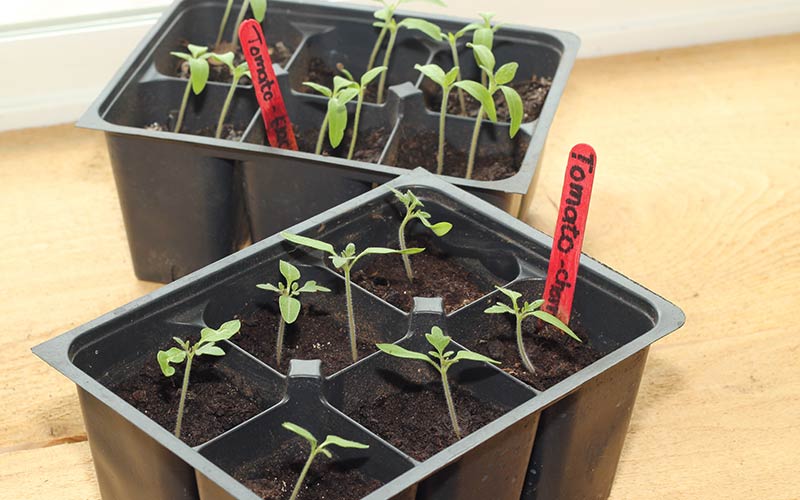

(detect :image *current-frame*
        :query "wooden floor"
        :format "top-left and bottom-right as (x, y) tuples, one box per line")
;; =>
(1, 33), (798, 499)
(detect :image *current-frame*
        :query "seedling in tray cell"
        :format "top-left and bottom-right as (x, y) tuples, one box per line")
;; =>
(157, 319), (241, 438)
(414, 63), (460, 174)
(170, 44), (214, 133)
(280, 232), (423, 362)
(212, 51), (252, 139)
(484, 285), (581, 374)
(256, 260), (331, 366)
(454, 43), (523, 179)
(337, 65), (388, 160)
(282, 422), (369, 500)
(391, 188), (452, 282)
(377, 326), (499, 439)
(370, 2), (444, 104)
(303, 78), (360, 154)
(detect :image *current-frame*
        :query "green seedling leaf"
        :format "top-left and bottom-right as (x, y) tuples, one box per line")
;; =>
(330, 255), (349, 269)
(443, 66), (460, 87)
(212, 51), (236, 69)
(398, 18), (442, 42)
(473, 27), (494, 51)
(303, 82), (332, 97)
(187, 44), (209, 58)
(281, 232), (336, 255)
(454, 80), (497, 121)
(256, 283), (280, 292)
(282, 422), (317, 448)
(279, 295), (302, 324)
(295, 280), (331, 294)
(251, 0), (267, 22)
(455, 22), (481, 39)
(195, 343), (226, 356)
(189, 58), (210, 94)
(333, 75), (356, 94)
(327, 97), (348, 148)
(494, 62), (518, 86)
(532, 310), (582, 342)
(157, 347), (186, 377)
(374, 7), (390, 21)
(337, 87), (360, 104)
(361, 66), (387, 86)
(321, 435), (370, 450)
(171, 52), (191, 61)
(453, 350), (500, 364)
(362, 246), (424, 256)
(200, 319), (241, 343)
(484, 303), (515, 314)
(279, 259), (301, 285)
(415, 63), (446, 86)
(419, 218), (452, 236)
(467, 42), (495, 73)
(376, 343), (435, 363)
(495, 285), (522, 303)
(425, 326), (451, 354)
(500, 85), (523, 137)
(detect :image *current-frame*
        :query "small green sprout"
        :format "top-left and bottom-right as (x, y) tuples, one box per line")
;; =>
(170, 44), (214, 133)
(256, 260), (330, 366)
(337, 65), (388, 160)
(376, 326), (499, 439)
(220, 0), (267, 51)
(212, 52), (252, 139)
(440, 22), (480, 115)
(303, 78), (360, 154)
(454, 43), (523, 179)
(281, 232), (423, 361)
(371, 16), (442, 104)
(282, 422), (369, 500)
(366, 0), (446, 73)
(484, 286), (581, 374)
(157, 320), (241, 438)
(414, 64), (460, 174)
(471, 12), (503, 86)
(391, 188), (452, 281)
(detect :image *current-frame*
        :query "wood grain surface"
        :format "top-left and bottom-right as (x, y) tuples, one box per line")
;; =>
(0, 33), (798, 499)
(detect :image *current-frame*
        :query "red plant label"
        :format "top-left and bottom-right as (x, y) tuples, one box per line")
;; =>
(238, 19), (298, 150)
(542, 144), (597, 325)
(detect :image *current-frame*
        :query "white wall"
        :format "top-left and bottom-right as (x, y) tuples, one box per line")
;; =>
(0, 0), (798, 131)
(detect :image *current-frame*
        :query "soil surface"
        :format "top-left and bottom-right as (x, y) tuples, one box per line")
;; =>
(345, 366), (507, 461)
(458, 312), (602, 390)
(232, 296), (387, 375)
(426, 76), (552, 122)
(144, 121), (245, 141)
(295, 126), (386, 163)
(388, 130), (520, 181)
(175, 39), (294, 83)
(110, 345), (272, 447)
(351, 238), (493, 313)
(301, 57), (381, 103)
(235, 439), (383, 500)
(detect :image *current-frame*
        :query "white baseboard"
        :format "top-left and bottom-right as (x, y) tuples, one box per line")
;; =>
(0, 0), (798, 131)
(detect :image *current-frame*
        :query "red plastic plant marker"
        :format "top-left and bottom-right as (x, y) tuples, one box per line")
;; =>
(542, 144), (597, 325)
(238, 19), (298, 150)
